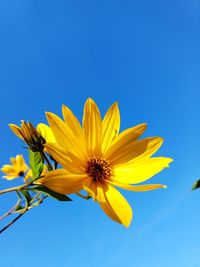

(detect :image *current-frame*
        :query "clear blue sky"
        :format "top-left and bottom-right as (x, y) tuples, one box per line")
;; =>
(0, 1), (200, 266)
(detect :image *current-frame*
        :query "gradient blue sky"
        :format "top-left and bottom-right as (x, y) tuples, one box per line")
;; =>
(0, 1), (200, 266)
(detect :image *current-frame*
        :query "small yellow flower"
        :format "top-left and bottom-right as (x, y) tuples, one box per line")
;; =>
(9, 121), (55, 152)
(40, 98), (173, 227)
(1, 155), (28, 180)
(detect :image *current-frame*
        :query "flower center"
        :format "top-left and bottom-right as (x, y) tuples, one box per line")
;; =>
(87, 156), (111, 182)
(18, 171), (24, 177)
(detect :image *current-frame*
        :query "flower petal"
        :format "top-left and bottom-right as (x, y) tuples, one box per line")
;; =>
(3, 175), (18, 180)
(1, 165), (16, 175)
(102, 102), (120, 154)
(37, 123), (55, 143)
(62, 104), (83, 139)
(105, 123), (147, 161)
(83, 179), (97, 199)
(10, 157), (17, 165)
(96, 182), (107, 202)
(99, 200), (122, 224)
(107, 179), (167, 191)
(104, 184), (132, 227)
(16, 155), (28, 171)
(113, 157), (173, 184)
(82, 98), (102, 156)
(9, 124), (23, 139)
(44, 142), (85, 174)
(17, 155), (24, 167)
(46, 112), (86, 160)
(83, 180), (122, 223)
(107, 136), (163, 166)
(39, 169), (87, 195)
(83, 181), (106, 202)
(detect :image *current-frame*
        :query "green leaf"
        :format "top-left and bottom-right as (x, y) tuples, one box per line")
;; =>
(32, 185), (72, 201)
(29, 150), (44, 178)
(192, 179), (200, 190)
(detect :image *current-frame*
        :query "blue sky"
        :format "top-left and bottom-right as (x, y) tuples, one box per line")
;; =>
(0, 0), (200, 266)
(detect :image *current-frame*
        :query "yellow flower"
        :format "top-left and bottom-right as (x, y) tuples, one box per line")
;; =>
(40, 98), (173, 227)
(9, 121), (55, 152)
(1, 155), (28, 180)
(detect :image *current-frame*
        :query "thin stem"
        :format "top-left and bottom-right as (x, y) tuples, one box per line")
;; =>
(0, 175), (44, 195)
(0, 184), (27, 195)
(29, 192), (41, 204)
(0, 212), (26, 234)
(28, 195), (48, 209)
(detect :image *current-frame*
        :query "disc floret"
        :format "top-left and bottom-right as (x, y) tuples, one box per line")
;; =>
(87, 156), (111, 182)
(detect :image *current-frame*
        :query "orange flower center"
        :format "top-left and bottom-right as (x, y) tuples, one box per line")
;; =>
(87, 156), (111, 182)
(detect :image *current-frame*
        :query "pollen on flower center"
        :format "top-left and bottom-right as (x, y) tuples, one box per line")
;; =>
(87, 156), (111, 182)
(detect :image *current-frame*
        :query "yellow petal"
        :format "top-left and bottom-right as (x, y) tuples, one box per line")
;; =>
(62, 104), (83, 139)
(83, 179), (97, 199)
(107, 137), (163, 166)
(82, 98), (102, 156)
(3, 175), (19, 180)
(44, 142), (85, 174)
(96, 182), (107, 202)
(1, 165), (16, 174)
(40, 169), (87, 195)
(113, 157), (173, 184)
(102, 102), (120, 154)
(16, 155), (28, 171)
(37, 123), (55, 143)
(17, 155), (24, 166)
(10, 157), (17, 165)
(85, 182), (122, 224)
(84, 181), (106, 202)
(46, 112), (86, 160)
(99, 200), (122, 224)
(104, 184), (132, 227)
(105, 123), (147, 161)
(8, 124), (23, 139)
(107, 179), (167, 191)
